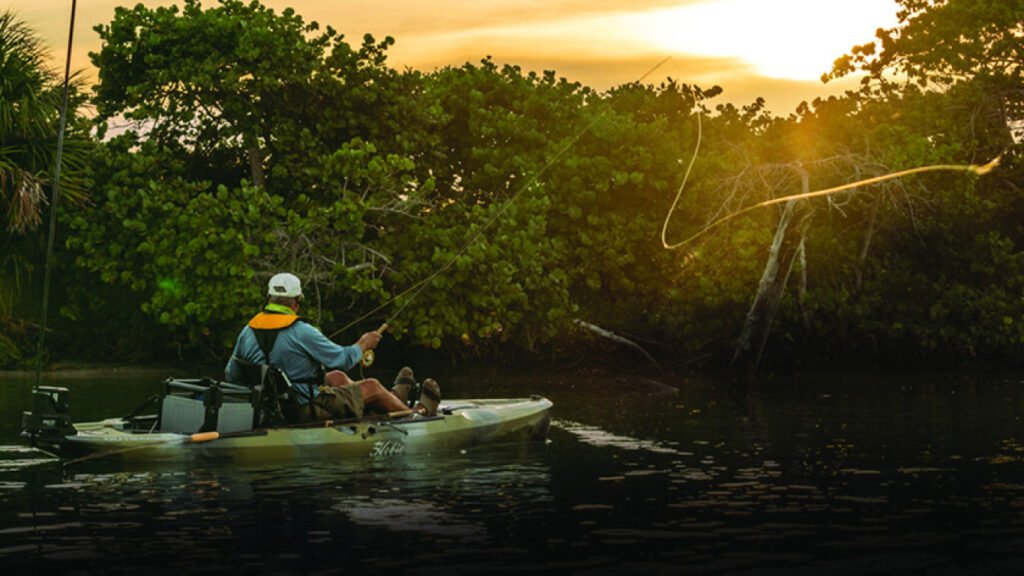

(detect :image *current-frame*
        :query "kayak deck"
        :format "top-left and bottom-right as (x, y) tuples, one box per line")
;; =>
(60, 396), (553, 461)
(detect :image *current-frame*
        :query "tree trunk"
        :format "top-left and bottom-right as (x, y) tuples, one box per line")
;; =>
(855, 196), (880, 291)
(796, 237), (809, 329)
(732, 169), (812, 377)
(246, 132), (265, 188)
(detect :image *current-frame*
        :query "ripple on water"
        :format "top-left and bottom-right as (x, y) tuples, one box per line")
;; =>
(552, 420), (684, 455)
(0, 372), (1022, 573)
(0, 444), (59, 473)
(0, 521), (85, 536)
(335, 496), (488, 541)
(0, 445), (48, 455)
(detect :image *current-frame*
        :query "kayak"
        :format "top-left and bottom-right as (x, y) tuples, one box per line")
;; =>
(21, 379), (553, 462)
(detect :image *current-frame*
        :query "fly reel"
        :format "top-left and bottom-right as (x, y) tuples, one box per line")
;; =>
(360, 323), (388, 367)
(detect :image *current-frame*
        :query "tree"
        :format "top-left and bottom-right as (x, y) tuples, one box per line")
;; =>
(805, 0), (1024, 366)
(828, 0), (1024, 152)
(58, 0), (1024, 369)
(91, 0), (430, 195)
(75, 0), (440, 359)
(91, 0), (339, 187)
(0, 10), (86, 234)
(0, 11), (90, 367)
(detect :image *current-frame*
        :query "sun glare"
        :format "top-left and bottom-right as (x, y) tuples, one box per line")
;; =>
(641, 0), (899, 81)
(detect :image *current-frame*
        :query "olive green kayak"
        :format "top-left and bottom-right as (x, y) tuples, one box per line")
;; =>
(22, 380), (552, 462)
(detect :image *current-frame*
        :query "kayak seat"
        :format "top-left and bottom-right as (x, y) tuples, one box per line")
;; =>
(231, 356), (309, 427)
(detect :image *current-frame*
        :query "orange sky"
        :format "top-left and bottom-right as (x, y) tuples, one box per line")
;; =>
(10, 0), (900, 115)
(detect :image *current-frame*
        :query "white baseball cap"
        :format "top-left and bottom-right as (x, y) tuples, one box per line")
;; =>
(267, 273), (303, 298)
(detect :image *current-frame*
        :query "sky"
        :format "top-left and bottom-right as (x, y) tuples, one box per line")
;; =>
(9, 0), (901, 115)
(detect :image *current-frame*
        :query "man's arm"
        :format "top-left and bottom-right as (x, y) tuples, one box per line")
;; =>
(295, 323), (379, 372)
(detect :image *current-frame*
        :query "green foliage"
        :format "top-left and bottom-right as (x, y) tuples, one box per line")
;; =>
(0, 321), (23, 367)
(91, 0), (329, 151)
(91, 0), (431, 194)
(827, 0), (1024, 153)
(0, 10), (92, 366)
(63, 134), (395, 357)
(1, 10), (62, 234)
(829, 0), (1024, 86)
(385, 192), (576, 354)
(761, 80), (1023, 366)
(0, 9), (90, 232)
(22, 0), (1024, 371)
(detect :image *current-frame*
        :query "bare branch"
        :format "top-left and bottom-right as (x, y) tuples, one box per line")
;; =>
(573, 319), (663, 374)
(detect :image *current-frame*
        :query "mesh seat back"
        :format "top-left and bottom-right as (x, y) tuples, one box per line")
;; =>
(231, 357), (298, 426)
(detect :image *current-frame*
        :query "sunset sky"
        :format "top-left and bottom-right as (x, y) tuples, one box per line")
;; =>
(10, 0), (900, 115)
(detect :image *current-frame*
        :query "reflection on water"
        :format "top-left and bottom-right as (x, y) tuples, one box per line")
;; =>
(555, 419), (688, 455)
(0, 445), (58, 476)
(0, 446), (553, 573)
(342, 497), (487, 539)
(0, 369), (1023, 573)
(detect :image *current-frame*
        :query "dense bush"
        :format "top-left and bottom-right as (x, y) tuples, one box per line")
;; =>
(2, 0), (1021, 372)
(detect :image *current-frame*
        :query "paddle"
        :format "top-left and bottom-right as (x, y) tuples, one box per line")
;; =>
(62, 429), (267, 465)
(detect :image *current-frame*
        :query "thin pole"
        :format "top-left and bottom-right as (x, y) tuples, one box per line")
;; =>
(35, 0), (78, 385)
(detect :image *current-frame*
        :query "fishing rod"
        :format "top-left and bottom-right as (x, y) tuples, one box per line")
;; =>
(329, 57), (675, 342)
(22, 0), (79, 549)
(33, 1), (77, 384)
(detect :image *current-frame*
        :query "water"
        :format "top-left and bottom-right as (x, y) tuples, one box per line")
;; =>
(1, 368), (1023, 574)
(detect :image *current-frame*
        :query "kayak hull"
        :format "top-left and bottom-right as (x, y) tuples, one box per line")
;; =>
(58, 397), (552, 462)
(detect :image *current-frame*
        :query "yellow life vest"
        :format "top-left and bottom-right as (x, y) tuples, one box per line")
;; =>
(248, 312), (301, 331)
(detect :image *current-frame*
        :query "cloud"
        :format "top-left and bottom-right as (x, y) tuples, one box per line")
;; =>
(410, 51), (753, 90)
(13, 0), (879, 118)
(296, 0), (706, 36)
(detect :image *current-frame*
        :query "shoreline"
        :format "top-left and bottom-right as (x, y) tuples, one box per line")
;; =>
(0, 363), (221, 379)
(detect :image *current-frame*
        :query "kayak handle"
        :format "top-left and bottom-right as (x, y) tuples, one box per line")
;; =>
(189, 431), (220, 443)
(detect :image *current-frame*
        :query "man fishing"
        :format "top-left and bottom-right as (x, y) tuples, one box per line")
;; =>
(225, 272), (441, 421)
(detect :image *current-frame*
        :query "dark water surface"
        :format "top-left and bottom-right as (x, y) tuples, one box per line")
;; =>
(1, 368), (1023, 575)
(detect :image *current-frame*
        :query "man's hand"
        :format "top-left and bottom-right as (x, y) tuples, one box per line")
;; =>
(356, 331), (382, 351)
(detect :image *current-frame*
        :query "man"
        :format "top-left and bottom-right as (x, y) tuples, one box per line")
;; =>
(225, 272), (440, 421)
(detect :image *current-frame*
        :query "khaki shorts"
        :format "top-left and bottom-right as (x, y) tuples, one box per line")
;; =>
(305, 383), (364, 421)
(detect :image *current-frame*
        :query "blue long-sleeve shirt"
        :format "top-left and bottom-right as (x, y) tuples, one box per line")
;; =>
(224, 315), (362, 403)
